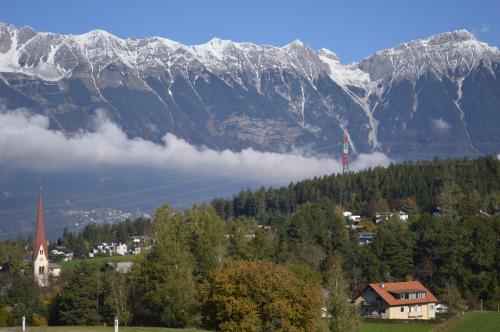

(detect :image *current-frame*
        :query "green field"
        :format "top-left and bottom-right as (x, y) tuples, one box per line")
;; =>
(0, 327), (209, 332)
(360, 311), (500, 332)
(59, 255), (138, 271)
(360, 322), (437, 332)
(432, 311), (500, 332)
(3, 311), (498, 332)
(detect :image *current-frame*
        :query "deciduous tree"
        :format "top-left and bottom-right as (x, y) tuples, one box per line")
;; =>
(202, 260), (322, 332)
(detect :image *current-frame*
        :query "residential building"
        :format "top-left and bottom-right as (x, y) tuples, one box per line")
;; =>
(51, 246), (74, 261)
(115, 243), (128, 256)
(355, 281), (438, 320)
(359, 232), (376, 245)
(375, 211), (409, 224)
(89, 242), (128, 257)
(479, 210), (492, 218)
(343, 211), (363, 229)
(130, 235), (151, 254)
(435, 303), (448, 314)
(48, 262), (61, 278)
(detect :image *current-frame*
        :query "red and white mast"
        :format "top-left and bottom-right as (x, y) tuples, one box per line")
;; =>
(342, 128), (349, 174)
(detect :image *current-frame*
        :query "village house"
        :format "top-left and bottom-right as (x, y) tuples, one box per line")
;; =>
(479, 209), (492, 218)
(375, 211), (409, 224)
(257, 225), (272, 232)
(131, 235), (151, 254)
(343, 211), (363, 229)
(89, 242), (128, 257)
(50, 246), (74, 261)
(435, 303), (448, 314)
(48, 262), (62, 278)
(358, 232), (376, 245)
(355, 281), (438, 320)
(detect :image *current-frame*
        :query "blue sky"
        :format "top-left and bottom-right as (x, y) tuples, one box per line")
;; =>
(1, 0), (498, 63)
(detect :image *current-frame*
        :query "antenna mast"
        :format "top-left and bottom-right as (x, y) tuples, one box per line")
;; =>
(340, 128), (351, 209)
(343, 128), (349, 174)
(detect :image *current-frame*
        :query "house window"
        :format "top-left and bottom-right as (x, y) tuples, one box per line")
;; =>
(38, 266), (45, 274)
(400, 307), (405, 312)
(39, 249), (43, 256)
(418, 292), (425, 299)
(430, 304), (434, 310)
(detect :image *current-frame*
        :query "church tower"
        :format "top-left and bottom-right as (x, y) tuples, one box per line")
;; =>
(33, 184), (49, 287)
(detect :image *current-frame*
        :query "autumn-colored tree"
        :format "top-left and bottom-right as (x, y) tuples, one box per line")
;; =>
(201, 260), (323, 332)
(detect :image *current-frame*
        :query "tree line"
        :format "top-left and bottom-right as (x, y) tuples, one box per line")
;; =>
(212, 155), (500, 220)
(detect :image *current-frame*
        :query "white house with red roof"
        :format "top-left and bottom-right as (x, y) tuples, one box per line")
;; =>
(355, 281), (438, 320)
(33, 186), (49, 287)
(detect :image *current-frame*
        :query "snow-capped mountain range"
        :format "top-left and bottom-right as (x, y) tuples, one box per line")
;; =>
(1, 23), (499, 159)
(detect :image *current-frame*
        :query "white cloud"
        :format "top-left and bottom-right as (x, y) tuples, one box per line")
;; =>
(0, 109), (391, 184)
(432, 118), (451, 132)
(480, 23), (490, 33)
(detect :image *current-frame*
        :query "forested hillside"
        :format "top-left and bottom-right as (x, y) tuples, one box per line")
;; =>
(1, 156), (500, 329)
(212, 155), (500, 220)
(207, 155), (500, 310)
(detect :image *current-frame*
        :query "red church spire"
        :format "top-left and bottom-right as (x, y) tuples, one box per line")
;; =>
(34, 182), (48, 261)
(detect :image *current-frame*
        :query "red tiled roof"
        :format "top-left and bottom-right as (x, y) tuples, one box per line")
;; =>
(368, 281), (438, 306)
(33, 187), (49, 261)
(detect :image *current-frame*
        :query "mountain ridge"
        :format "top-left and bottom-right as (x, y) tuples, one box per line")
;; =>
(1, 23), (499, 159)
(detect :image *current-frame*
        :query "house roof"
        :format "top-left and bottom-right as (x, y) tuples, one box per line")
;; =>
(33, 187), (49, 261)
(368, 281), (438, 306)
(55, 246), (73, 254)
(479, 210), (491, 218)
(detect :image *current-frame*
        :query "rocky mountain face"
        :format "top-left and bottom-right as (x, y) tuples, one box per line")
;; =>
(1, 24), (499, 159)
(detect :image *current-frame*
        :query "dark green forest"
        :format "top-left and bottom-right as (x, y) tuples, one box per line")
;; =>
(212, 156), (500, 220)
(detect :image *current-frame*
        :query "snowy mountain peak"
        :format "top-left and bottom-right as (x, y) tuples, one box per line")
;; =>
(74, 28), (124, 47)
(359, 29), (499, 82)
(426, 29), (477, 44)
(81, 29), (117, 38)
(207, 37), (228, 44)
(318, 48), (340, 62)
(284, 39), (307, 48)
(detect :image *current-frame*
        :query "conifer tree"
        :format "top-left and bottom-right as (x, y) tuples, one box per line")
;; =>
(57, 262), (101, 325)
(129, 205), (197, 327)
